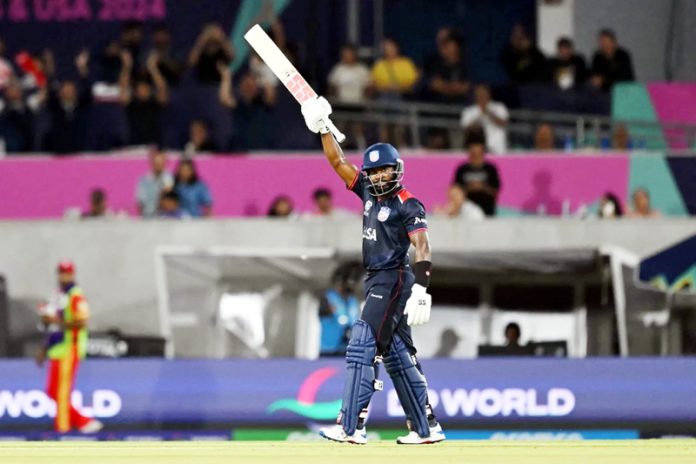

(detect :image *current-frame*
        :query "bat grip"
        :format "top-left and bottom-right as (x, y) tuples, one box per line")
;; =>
(325, 118), (346, 144)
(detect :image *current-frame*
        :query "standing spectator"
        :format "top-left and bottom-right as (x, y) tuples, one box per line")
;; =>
(267, 195), (295, 218)
(184, 119), (217, 156)
(371, 38), (419, 146)
(0, 38), (15, 90)
(628, 188), (661, 218)
(136, 149), (173, 217)
(453, 135), (501, 216)
(434, 184), (485, 220)
(119, 21), (144, 71)
(328, 44), (371, 149)
(0, 80), (35, 152)
(460, 84), (509, 153)
(227, 73), (273, 150)
(147, 24), (184, 86)
(309, 187), (353, 218)
(121, 52), (169, 146)
(423, 33), (470, 103)
(590, 29), (634, 92)
(598, 192), (623, 219)
(173, 159), (213, 217)
(534, 123), (557, 150)
(501, 24), (548, 84)
(82, 188), (112, 218)
(188, 23), (234, 85)
(549, 37), (588, 90)
(318, 262), (362, 356)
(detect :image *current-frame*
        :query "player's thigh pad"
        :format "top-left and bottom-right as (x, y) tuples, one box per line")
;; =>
(340, 319), (378, 434)
(383, 333), (430, 437)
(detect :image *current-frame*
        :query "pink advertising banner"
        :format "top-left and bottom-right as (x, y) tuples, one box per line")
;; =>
(0, 153), (630, 219)
(647, 83), (696, 150)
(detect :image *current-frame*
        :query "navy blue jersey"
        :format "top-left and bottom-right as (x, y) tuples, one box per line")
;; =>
(349, 172), (428, 271)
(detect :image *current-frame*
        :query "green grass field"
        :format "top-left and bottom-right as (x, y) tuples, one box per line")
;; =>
(1, 440), (695, 464)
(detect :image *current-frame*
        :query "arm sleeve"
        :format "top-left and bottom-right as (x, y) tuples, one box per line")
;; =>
(402, 199), (428, 236)
(348, 171), (365, 199)
(488, 164), (501, 189)
(199, 183), (213, 207)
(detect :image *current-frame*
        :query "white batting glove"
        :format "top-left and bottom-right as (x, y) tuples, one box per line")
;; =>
(405, 284), (432, 326)
(301, 96), (332, 134)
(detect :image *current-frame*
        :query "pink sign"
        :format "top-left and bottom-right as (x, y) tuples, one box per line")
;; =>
(648, 83), (696, 150)
(0, 0), (166, 22)
(0, 153), (629, 219)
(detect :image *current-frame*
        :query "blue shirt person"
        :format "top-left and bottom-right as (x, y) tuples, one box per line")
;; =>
(173, 159), (212, 217)
(319, 262), (363, 356)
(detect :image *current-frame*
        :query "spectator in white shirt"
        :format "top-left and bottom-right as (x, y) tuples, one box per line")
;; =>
(434, 183), (485, 220)
(460, 84), (509, 154)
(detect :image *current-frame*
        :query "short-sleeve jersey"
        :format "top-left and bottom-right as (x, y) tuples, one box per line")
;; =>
(349, 171), (428, 271)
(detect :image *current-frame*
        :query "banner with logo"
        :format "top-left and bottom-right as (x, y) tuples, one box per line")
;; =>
(1, 359), (695, 428)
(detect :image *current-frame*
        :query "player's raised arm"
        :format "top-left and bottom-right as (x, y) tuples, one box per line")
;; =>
(302, 97), (358, 186)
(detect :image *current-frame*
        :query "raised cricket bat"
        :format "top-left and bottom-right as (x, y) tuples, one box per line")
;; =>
(244, 24), (346, 143)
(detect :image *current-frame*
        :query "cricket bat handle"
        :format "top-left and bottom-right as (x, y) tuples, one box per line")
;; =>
(325, 118), (346, 144)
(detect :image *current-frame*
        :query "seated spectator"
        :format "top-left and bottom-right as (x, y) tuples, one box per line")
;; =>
(136, 149), (173, 217)
(435, 184), (485, 220)
(549, 37), (588, 90)
(82, 188), (112, 218)
(173, 159), (212, 217)
(157, 190), (188, 219)
(318, 262), (362, 356)
(611, 124), (632, 149)
(628, 187), (661, 218)
(460, 84), (509, 153)
(505, 322), (522, 348)
(147, 24), (185, 86)
(423, 32), (470, 103)
(267, 195), (295, 218)
(309, 188), (353, 218)
(121, 52), (168, 146)
(433, 329), (461, 358)
(425, 128), (450, 150)
(590, 29), (634, 92)
(501, 24), (548, 84)
(597, 192), (623, 219)
(328, 44), (371, 149)
(453, 131), (501, 216)
(188, 23), (234, 85)
(371, 38), (419, 147)
(0, 79), (35, 152)
(184, 119), (217, 156)
(534, 123), (557, 150)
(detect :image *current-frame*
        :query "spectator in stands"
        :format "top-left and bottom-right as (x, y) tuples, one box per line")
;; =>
(328, 44), (371, 149)
(136, 149), (174, 217)
(611, 124), (632, 149)
(504, 322), (521, 347)
(433, 329), (461, 358)
(267, 195), (295, 218)
(460, 84), (509, 153)
(41, 51), (92, 154)
(173, 159), (213, 217)
(628, 187), (661, 218)
(501, 24), (548, 84)
(119, 21), (144, 71)
(534, 123), (557, 150)
(371, 38), (419, 147)
(148, 24), (184, 86)
(309, 187), (353, 218)
(597, 192), (623, 219)
(189, 23), (234, 85)
(184, 119), (217, 156)
(96, 39), (124, 86)
(157, 190), (188, 219)
(228, 73), (273, 151)
(590, 29), (635, 92)
(318, 261), (362, 356)
(453, 130), (501, 216)
(549, 37), (588, 90)
(121, 52), (169, 146)
(0, 80), (35, 152)
(423, 32), (470, 103)
(82, 188), (111, 218)
(0, 39), (15, 90)
(435, 183), (485, 220)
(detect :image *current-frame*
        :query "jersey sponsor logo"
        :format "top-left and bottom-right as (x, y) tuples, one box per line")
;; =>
(377, 206), (391, 222)
(369, 150), (380, 162)
(362, 227), (377, 241)
(364, 200), (373, 216)
(414, 217), (427, 225)
(369, 293), (384, 300)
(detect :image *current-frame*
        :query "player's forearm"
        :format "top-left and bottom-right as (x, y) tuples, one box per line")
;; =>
(321, 133), (357, 185)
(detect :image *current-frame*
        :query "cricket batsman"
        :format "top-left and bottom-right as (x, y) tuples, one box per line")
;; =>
(37, 260), (103, 434)
(301, 97), (446, 445)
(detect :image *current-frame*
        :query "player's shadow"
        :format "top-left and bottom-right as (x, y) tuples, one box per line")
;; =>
(522, 170), (562, 215)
